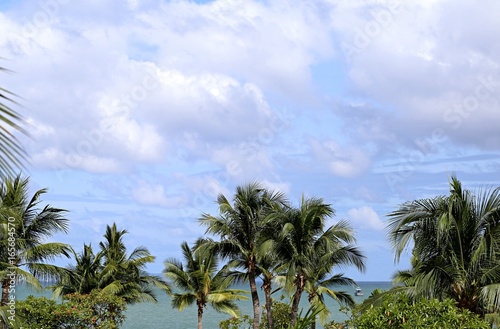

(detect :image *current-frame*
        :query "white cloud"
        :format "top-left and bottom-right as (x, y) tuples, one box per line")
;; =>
(309, 139), (371, 178)
(131, 181), (186, 208)
(31, 148), (123, 173)
(332, 0), (500, 152)
(347, 206), (385, 231)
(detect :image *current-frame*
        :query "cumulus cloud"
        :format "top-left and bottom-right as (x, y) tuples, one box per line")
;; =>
(347, 206), (385, 231)
(331, 0), (500, 151)
(309, 138), (371, 178)
(131, 181), (187, 208)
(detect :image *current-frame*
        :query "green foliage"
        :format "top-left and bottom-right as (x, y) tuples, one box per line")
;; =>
(53, 223), (169, 304)
(349, 293), (490, 329)
(220, 300), (324, 329)
(164, 241), (247, 328)
(0, 175), (71, 309)
(323, 321), (346, 329)
(261, 300), (287, 329)
(387, 176), (500, 318)
(219, 315), (252, 329)
(259, 299), (293, 329)
(16, 290), (126, 329)
(0, 66), (27, 178)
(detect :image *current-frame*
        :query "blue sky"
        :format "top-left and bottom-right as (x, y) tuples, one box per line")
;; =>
(1, 0), (500, 281)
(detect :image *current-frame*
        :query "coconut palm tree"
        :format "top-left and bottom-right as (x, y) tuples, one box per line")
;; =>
(52, 244), (103, 296)
(199, 182), (287, 329)
(163, 241), (247, 329)
(274, 196), (365, 326)
(53, 223), (169, 304)
(304, 242), (363, 329)
(387, 176), (500, 321)
(97, 223), (168, 303)
(0, 66), (27, 178)
(0, 175), (71, 305)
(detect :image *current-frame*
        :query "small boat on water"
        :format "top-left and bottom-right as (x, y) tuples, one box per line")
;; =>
(354, 287), (363, 296)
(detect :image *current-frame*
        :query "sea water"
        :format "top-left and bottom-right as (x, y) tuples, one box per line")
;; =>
(12, 281), (393, 328)
(120, 281), (393, 329)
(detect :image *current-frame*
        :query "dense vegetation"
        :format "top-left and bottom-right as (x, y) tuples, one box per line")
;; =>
(349, 293), (490, 329)
(386, 176), (500, 324)
(16, 290), (126, 329)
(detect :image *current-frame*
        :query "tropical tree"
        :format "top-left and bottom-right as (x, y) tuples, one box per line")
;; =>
(52, 243), (103, 296)
(0, 175), (71, 307)
(304, 242), (363, 329)
(98, 223), (168, 303)
(0, 66), (27, 178)
(274, 196), (365, 327)
(54, 223), (169, 304)
(199, 182), (287, 329)
(387, 176), (500, 321)
(163, 241), (247, 329)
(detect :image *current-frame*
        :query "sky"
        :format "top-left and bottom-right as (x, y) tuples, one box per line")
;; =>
(1, 0), (499, 282)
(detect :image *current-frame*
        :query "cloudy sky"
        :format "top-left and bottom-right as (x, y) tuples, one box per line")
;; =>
(1, 0), (499, 281)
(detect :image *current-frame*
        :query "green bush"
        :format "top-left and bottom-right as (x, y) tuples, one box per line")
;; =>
(16, 290), (126, 329)
(349, 294), (490, 329)
(219, 315), (252, 329)
(259, 299), (293, 329)
(219, 299), (322, 329)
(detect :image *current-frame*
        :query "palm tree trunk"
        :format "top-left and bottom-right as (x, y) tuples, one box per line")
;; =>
(263, 279), (273, 329)
(1, 278), (9, 329)
(197, 301), (204, 329)
(290, 274), (305, 327)
(308, 293), (316, 329)
(248, 260), (260, 329)
(1, 278), (9, 306)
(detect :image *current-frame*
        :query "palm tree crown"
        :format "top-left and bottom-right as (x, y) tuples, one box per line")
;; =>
(387, 176), (500, 320)
(0, 175), (70, 306)
(54, 223), (168, 304)
(163, 241), (247, 329)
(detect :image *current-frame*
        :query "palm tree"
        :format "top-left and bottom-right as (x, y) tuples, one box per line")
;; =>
(274, 196), (365, 326)
(304, 242), (363, 329)
(97, 223), (168, 303)
(53, 223), (169, 304)
(52, 244), (103, 296)
(199, 182), (287, 329)
(387, 176), (500, 320)
(0, 175), (71, 305)
(0, 66), (27, 178)
(163, 241), (247, 329)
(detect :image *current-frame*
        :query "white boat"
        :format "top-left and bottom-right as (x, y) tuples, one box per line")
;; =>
(354, 287), (363, 296)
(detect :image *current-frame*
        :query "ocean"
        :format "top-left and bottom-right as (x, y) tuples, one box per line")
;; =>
(13, 281), (393, 328)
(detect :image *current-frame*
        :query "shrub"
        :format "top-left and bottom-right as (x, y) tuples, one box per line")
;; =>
(16, 290), (126, 329)
(349, 293), (490, 329)
(219, 299), (322, 329)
